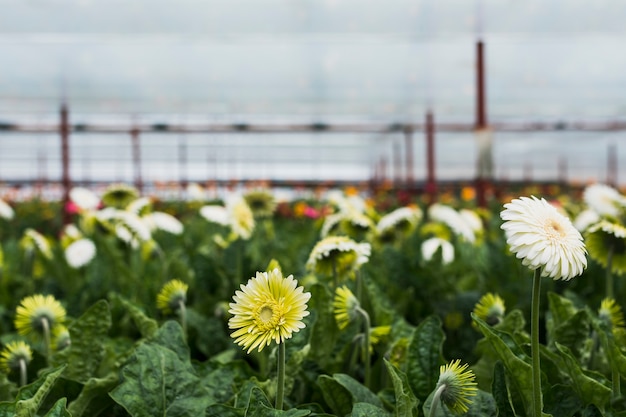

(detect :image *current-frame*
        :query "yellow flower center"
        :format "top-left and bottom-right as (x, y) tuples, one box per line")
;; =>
(545, 219), (566, 239)
(254, 301), (283, 332)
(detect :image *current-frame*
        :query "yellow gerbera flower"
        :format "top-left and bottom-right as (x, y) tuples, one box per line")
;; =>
(101, 183), (140, 209)
(243, 188), (277, 219)
(333, 286), (360, 330)
(472, 293), (506, 326)
(599, 298), (625, 329)
(14, 294), (66, 339)
(228, 268), (311, 353)
(0, 341), (32, 373)
(156, 279), (189, 315)
(306, 236), (371, 277)
(585, 220), (626, 275)
(433, 359), (478, 414)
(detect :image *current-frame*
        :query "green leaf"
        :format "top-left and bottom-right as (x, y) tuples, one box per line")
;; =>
(383, 359), (419, 417)
(67, 373), (119, 417)
(547, 292), (578, 328)
(42, 398), (71, 417)
(543, 384), (583, 417)
(351, 402), (392, 417)
(111, 293), (158, 338)
(14, 365), (67, 417)
(594, 321), (626, 376)
(553, 343), (611, 411)
(51, 299), (112, 383)
(471, 313), (533, 416)
(317, 374), (381, 417)
(205, 404), (245, 417)
(245, 387), (311, 417)
(491, 362), (515, 417)
(551, 310), (591, 361)
(406, 315), (445, 401)
(197, 358), (256, 405)
(109, 321), (210, 417)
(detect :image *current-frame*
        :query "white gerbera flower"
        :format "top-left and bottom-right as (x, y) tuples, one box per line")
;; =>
(69, 187), (100, 211)
(428, 204), (475, 243)
(187, 183), (206, 201)
(306, 236), (371, 276)
(126, 197), (152, 215)
(573, 209), (600, 232)
(199, 205), (229, 226)
(21, 229), (53, 259)
(500, 196), (587, 281)
(144, 212), (184, 235)
(65, 238), (96, 268)
(376, 206), (422, 236)
(226, 196), (255, 240)
(459, 209), (483, 233)
(583, 183), (626, 218)
(0, 198), (14, 220)
(421, 237), (455, 265)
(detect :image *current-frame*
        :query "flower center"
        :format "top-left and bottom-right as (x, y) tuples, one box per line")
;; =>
(254, 301), (282, 332)
(544, 219), (566, 239)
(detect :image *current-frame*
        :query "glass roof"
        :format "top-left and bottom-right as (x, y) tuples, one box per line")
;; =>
(0, 1), (625, 188)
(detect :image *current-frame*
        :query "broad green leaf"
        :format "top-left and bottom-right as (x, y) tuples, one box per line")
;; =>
(308, 284), (340, 366)
(383, 359), (419, 417)
(551, 310), (591, 361)
(554, 343), (611, 412)
(471, 313), (534, 416)
(245, 387), (311, 417)
(491, 361), (515, 417)
(547, 292), (578, 328)
(14, 365), (67, 417)
(205, 404), (245, 417)
(317, 374), (381, 417)
(109, 321), (210, 417)
(151, 319), (190, 363)
(406, 315), (445, 401)
(111, 293), (158, 338)
(67, 373), (119, 417)
(0, 373), (16, 401)
(51, 299), (112, 383)
(351, 402), (392, 417)
(42, 398), (71, 417)
(543, 384), (583, 417)
(593, 320), (626, 377)
(197, 358), (257, 405)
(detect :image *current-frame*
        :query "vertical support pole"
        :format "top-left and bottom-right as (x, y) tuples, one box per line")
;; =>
(474, 39), (492, 207)
(425, 110), (437, 204)
(179, 136), (188, 190)
(131, 127), (142, 193)
(404, 126), (414, 189)
(607, 143), (617, 187)
(393, 139), (402, 188)
(60, 102), (71, 225)
(558, 156), (567, 185)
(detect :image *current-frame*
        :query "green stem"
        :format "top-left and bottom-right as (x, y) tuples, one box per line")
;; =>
(41, 317), (51, 366)
(19, 358), (27, 387)
(531, 268), (543, 417)
(612, 368), (620, 399)
(428, 383), (446, 417)
(178, 300), (187, 339)
(356, 306), (371, 388)
(606, 245), (614, 299)
(332, 257), (338, 289)
(275, 342), (286, 410)
(356, 269), (363, 304)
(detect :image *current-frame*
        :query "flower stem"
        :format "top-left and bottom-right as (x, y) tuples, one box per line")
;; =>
(531, 268), (543, 417)
(606, 245), (614, 300)
(275, 342), (286, 410)
(178, 299), (187, 339)
(612, 368), (620, 400)
(332, 257), (338, 289)
(41, 316), (51, 366)
(428, 383), (446, 417)
(19, 358), (27, 387)
(356, 306), (371, 388)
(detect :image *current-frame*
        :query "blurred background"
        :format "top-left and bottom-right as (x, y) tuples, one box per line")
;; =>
(0, 0), (625, 200)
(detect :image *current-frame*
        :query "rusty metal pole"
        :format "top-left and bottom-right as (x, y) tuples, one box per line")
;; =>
(60, 102), (71, 225)
(425, 110), (437, 204)
(131, 127), (143, 193)
(475, 39), (491, 207)
(393, 140), (402, 188)
(404, 127), (414, 189)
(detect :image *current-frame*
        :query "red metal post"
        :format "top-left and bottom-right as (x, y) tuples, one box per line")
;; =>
(131, 127), (143, 193)
(404, 127), (414, 188)
(60, 102), (71, 224)
(475, 39), (489, 207)
(425, 110), (437, 203)
(393, 140), (402, 187)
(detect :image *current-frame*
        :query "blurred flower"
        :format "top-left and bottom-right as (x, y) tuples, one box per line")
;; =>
(15, 294), (66, 340)
(333, 286), (360, 330)
(573, 209), (601, 233)
(598, 298), (625, 330)
(227, 196), (255, 240)
(0, 341), (32, 374)
(52, 325), (71, 351)
(20, 229), (53, 259)
(583, 183), (626, 218)
(433, 360), (478, 414)
(0, 198), (14, 220)
(243, 188), (277, 218)
(199, 205), (229, 225)
(376, 206), (422, 242)
(69, 187), (100, 212)
(186, 182), (206, 201)
(459, 209), (483, 233)
(229, 268), (310, 353)
(126, 197), (152, 216)
(473, 293), (506, 326)
(143, 212), (184, 235)
(421, 237), (454, 265)
(101, 183), (139, 209)
(306, 236), (371, 277)
(585, 220), (626, 275)
(64, 238), (96, 268)
(156, 279), (189, 315)
(500, 196), (587, 281)
(369, 325), (391, 350)
(428, 204), (475, 243)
